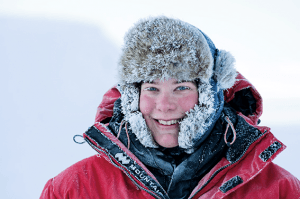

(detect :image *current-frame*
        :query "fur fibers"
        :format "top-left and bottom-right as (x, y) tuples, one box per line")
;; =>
(117, 16), (237, 151)
(119, 16), (236, 90)
(214, 50), (237, 90)
(178, 81), (215, 150)
(119, 16), (213, 84)
(118, 80), (216, 152)
(118, 84), (158, 148)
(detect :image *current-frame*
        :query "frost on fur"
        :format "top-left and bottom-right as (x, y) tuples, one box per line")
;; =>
(214, 50), (237, 90)
(117, 84), (158, 148)
(127, 112), (157, 148)
(118, 83), (139, 120)
(118, 80), (219, 152)
(119, 16), (213, 84)
(179, 81), (215, 151)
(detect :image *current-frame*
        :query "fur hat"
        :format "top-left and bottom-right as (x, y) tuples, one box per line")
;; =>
(117, 16), (236, 153)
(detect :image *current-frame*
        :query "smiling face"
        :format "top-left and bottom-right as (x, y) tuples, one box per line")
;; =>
(139, 78), (199, 148)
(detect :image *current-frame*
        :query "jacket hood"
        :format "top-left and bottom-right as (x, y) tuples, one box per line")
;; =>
(224, 73), (262, 125)
(95, 72), (263, 135)
(117, 79), (224, 152)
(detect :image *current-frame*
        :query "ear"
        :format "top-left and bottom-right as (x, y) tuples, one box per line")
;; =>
(213, 50), (237, 90)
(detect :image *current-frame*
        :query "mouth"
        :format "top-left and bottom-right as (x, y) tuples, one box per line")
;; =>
(154, 119), (181, 126)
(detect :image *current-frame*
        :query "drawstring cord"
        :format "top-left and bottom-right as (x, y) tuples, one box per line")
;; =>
(73, 121), (130, 149)
(117, 120), (125, 139)
(117, 120), (130, 149)
(73, 134), (86, 144)
(224, 116), (237, 146)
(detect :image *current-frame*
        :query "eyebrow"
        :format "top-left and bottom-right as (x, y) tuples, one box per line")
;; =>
(144, 80), (191, 84)
(175, 80), (189, 84)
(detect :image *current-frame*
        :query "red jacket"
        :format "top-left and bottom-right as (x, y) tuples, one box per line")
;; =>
(40, 74), (300, 199)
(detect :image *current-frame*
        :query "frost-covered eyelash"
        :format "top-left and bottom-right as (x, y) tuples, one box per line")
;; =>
(143, 87), (158, 91)
(143, 86), (191, 91)
(176, 86), (191, 91)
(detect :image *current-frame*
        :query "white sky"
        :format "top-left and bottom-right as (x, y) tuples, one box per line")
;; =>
(2, 0), (300, 125)
(1, 0), (299, 94)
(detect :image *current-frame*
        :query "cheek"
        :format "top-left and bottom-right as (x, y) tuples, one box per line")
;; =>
(178, 92), (198, 112)
(139, 94), (155, 115)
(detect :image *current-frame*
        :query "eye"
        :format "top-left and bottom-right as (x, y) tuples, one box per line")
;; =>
(176, 86), (190, 91)
(144, 87), (158, 91)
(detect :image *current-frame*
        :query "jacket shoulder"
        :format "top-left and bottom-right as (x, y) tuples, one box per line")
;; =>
(40, 154), (153, 199)
(227, 162), (300, 199)
(40, 155), (112, 199)
(268, 163), (300, 196)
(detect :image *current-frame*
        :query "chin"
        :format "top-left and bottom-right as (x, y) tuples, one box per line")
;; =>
(160, 143), (179, 148)
(154, 133), (179, 148)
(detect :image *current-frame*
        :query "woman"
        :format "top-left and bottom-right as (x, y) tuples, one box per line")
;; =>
(40, 16), (300, 199)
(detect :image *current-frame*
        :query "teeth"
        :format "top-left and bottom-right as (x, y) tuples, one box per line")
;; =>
(158, 119), (179, 125)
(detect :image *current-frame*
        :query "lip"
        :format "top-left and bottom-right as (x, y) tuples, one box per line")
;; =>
(153, 117), (183, 121)
(153, 118), (180, 128)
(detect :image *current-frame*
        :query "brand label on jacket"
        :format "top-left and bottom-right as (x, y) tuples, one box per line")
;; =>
(86, 125), (168, 199)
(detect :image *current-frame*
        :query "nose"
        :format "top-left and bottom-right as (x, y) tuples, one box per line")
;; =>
(156, 92), (177, 112)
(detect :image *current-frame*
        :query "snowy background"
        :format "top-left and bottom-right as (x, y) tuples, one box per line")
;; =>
(0, 0), (299, 198)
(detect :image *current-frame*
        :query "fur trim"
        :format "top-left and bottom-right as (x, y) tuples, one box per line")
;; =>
(119, 16), (213, 84)
(118, 84), (158, 148)
(214, 50), (237, 90)
(127, 112), (158, 148)
(118, 83), (139, 115)
(178, 81), (215, 149)
(117, 80), (219, 152)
